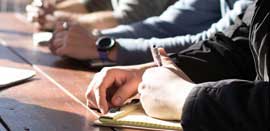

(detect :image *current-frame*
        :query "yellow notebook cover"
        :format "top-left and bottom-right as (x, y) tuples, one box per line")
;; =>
(94, 102), (182, 131)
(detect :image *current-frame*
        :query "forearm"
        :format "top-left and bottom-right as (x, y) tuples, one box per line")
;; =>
(107, 42), (155, 73)
(100, 0), (221, 39)
(114, 62), (156, 83)
(77, 11), (119, 30)
(55, 0), (88, 13)
(113, 34), (203, 65)
(112, 0), (170, 24)
(100, 17), (170, 39)
(181, 79), (270, 131)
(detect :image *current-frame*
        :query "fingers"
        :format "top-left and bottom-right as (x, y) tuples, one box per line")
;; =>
(159, 48), (168, 57)
(111, 81), (137, 106)
(85, 67), (139, 114)
(158, 48), (175, 67)
(158, 48), (193, 82)
(26, 0), (56, 30)
(94, 69), (118, 114)
(26, 5), (46, 22)
(50, 39), (64, 54)
(86, 92), (98, 108)
(49, 23), (80, 57)
(85, 74), (100, 108)
(49, 31), (67, 54)
(54, 43), (69, 56)
(26, 5), (39, 22)
(86, 69), (116, 114)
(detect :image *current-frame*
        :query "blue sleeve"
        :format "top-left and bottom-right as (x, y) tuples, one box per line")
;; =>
(115, 0), (252, 65)
(112, 0), (171, 24)
(101, 0), (221, 39)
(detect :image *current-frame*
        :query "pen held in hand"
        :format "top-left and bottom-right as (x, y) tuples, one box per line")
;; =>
(151, 45), (162, 67)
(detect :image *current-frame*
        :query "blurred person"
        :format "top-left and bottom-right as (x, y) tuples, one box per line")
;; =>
(49, 0), (253, 65)
(26, 0), (174, 30)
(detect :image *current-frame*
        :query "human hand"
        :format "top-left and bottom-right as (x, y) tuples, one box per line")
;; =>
(85, 65), (147, 114)
(26, 0), (55, 30)
(138, 48), (195, 120)
(49, 23), (99, 60)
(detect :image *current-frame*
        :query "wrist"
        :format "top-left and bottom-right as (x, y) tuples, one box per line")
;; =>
(95, 36), (117, 62)
(107, 41), (118, 61)
(176, 81), (196, 119)
(130, 62), (156, 79)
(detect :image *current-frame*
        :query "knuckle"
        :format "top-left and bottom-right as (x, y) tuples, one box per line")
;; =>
(85, 92), (90, 99)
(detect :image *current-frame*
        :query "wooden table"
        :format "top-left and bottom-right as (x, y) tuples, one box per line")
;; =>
(0, 13), (140, 131)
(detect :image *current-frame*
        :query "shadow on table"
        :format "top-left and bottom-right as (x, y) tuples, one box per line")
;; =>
(0, 29), (32, 37)
(0, 43), (100, 72)
(0, 97), (107, 131)
(0, 78), (38, 92)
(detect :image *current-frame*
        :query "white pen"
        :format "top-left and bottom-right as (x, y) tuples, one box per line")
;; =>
(151, 45), (162, 66)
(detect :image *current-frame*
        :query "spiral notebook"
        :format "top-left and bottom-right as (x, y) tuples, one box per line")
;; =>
(94, 102), (182, 131)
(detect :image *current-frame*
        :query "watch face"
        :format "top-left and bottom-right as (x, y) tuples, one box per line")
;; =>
(96, 37), (115, 51)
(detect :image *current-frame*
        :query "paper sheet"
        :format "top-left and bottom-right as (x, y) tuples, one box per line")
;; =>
(0, 66), (36, 88)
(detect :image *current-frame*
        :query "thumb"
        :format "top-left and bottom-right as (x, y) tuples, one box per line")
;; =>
(159, 48), (193, 82)
(159, 48), (168, 57)
(158, 48), (174, 66)
(111, 82), (137, 106)
(55, 44), (68, 56)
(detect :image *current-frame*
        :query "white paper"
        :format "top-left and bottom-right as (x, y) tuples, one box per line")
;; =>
(0, 66), (36, 88)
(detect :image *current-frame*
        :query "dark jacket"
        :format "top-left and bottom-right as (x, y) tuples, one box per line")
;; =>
(174, 0), (269, 130)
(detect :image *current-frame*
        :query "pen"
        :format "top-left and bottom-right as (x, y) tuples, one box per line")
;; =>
(151, 45), (162, 66)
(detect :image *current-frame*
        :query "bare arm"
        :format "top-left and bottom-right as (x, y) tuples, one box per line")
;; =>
(55, 0), (88, 13)
(76, 11), (119, 30)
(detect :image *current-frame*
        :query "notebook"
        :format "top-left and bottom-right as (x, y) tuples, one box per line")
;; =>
(94, 101), (183, 131)
(0, 66), (36, 88)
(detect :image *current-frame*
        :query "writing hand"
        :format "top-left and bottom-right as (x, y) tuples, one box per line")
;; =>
(85, 66), (144, 114)
(138, 48), (195, 120)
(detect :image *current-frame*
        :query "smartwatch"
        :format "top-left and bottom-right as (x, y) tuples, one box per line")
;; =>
(96, 36), (116, 61)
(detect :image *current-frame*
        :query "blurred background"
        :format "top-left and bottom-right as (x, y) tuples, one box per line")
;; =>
(0, 0), (30, 13)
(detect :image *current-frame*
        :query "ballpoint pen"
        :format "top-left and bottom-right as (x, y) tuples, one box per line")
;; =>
(151, 45), (162, 67)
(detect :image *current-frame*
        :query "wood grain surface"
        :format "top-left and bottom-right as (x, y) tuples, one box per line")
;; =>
(0, 13), (144, 131)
